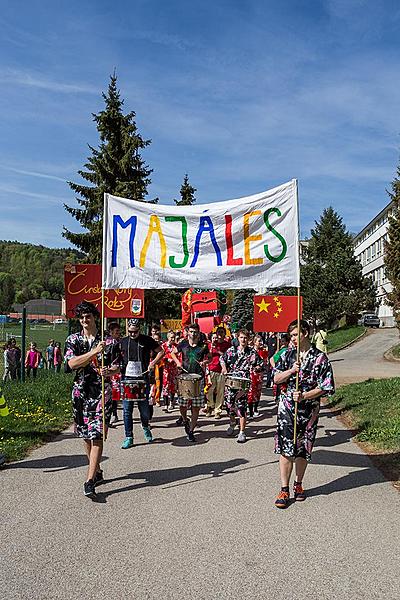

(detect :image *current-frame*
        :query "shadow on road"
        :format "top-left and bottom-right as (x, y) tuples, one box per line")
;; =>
(307, 464), (388, 497)
(5, 453), (108, 472)
(94, 458), (278, 501)
(310, 433), (399, 496)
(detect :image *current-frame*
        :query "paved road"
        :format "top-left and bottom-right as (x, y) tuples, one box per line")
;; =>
(331, 327), (399, 386)
(1, 388), (399, 599)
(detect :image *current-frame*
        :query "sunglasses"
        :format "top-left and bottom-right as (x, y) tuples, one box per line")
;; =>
(128, 330), (140, 335)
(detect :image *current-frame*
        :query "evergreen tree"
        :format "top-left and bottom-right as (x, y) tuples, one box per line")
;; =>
(231, 289), (255, 330)
(63, 74), (156, 262)
(145, 288), (182, 321)
(301, 207), (376, 327)
(174, 174), (196, 206)
(0, 273), (15, 313)
(384, 169), (400, 328)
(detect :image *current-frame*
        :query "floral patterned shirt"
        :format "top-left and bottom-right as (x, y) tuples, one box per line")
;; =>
(274, 345), (335, 400)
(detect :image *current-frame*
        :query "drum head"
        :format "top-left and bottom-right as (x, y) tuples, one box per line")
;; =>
(179, 373), (202, 381)
(123, 377), (145, 385)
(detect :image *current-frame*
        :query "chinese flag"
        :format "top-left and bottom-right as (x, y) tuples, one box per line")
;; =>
(253, 295), (303, 333)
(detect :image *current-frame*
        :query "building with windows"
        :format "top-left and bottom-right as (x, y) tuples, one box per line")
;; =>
(353, 200), (395, 327)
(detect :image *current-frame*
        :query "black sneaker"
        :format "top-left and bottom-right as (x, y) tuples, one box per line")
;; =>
(93, 469), (104, 486)
(187, 430), (196, 442)
(176, 416), (184, 426)
(184, 419), (191, 434)
(84, 479), (97, 499)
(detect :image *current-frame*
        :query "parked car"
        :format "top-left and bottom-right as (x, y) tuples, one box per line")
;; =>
(54, 318), (67, 324)
(361, 314), (380, 328)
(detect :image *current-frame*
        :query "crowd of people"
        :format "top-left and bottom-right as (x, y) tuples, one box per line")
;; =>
(63, 301), (335, 507)
(2, 338), (64, 381)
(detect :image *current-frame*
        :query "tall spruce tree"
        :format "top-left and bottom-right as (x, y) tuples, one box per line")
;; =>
(231, 289), (255, 330)
(384, 168), (400, 328)
(174, 174), (196, 206)
(301, 207), (376, 327)
(63, 74), (156, 262)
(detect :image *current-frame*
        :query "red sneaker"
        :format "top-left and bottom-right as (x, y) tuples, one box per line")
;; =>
(293, 482), (306, 501)
(275, 489), (290, 509)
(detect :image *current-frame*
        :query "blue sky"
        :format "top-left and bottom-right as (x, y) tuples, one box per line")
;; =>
(1, 0), (400, 247)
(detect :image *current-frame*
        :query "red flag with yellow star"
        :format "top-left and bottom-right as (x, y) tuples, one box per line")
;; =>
(253, 295), (302, 332)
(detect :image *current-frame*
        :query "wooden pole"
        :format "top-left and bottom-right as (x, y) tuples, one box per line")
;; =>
(293, 179), (301, 452)
(101, 288), (106, 442)
(293, 287), (301, 448)
(21, 306), (27, 382)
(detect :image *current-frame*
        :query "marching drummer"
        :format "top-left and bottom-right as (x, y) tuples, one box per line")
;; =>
(119, 319), (164, 448)
(171, 323), (210, 442)
(220, 329), (264, 443)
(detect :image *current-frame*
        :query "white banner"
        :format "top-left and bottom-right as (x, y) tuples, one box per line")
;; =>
(102, 179), (299, 290)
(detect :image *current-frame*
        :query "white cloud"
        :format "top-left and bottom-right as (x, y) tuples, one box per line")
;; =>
(0, 68), (98, 95)
(0, 164), (67, 182)
(0, 184), (68, 205)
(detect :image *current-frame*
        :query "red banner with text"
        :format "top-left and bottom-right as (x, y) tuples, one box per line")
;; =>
(64, 264), (144, 319)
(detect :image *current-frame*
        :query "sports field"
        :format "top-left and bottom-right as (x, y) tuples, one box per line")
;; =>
(0, 323), (68, 378)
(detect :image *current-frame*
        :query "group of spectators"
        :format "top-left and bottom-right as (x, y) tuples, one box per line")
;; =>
(2, 338), (63, 381)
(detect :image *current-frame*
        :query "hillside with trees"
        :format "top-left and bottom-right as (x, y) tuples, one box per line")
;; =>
(0, 241), (82, 312)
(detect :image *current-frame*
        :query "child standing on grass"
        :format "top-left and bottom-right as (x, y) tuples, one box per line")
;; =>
(25, 342), (40, 378)
(53, 342), (63, 373)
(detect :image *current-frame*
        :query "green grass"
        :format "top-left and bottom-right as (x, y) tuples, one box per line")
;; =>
(392, 344), (400, 359)
(327, 325), (366, 352)
(0, 371), (73, 462)
(329, 377), (400, 451)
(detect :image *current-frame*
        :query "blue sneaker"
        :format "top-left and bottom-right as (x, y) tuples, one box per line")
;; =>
(143, 427), (153, 443)
(121, 437), (133, 449)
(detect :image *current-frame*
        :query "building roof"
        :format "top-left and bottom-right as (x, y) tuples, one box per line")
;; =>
(13, 299), (62, 314)
(353, 199), (395, 243)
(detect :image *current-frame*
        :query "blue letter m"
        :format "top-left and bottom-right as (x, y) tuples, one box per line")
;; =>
(111, 215), (137, 268)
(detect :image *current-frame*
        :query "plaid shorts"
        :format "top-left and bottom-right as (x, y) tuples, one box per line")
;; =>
(177, 394), (205, 408)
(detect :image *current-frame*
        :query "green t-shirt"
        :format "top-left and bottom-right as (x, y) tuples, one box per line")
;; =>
(273, 347), (288, 364)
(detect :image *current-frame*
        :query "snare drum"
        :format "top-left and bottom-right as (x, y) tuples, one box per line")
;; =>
(122, 377), (146, 401)
(111, 373), (122, 401)
(225, 375), (251, 392)
(177, 373), (202, 398)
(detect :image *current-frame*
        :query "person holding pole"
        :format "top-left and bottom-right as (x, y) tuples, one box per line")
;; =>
(64, 301), (121, 500)
(273, 319), (334, 508)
